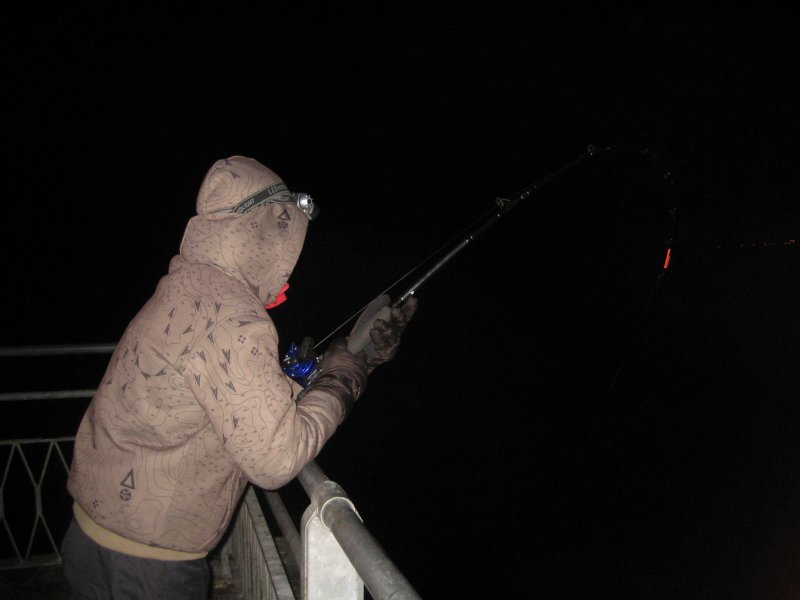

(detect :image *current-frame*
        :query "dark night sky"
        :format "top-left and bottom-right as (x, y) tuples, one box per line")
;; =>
(4, 6), (800, 599)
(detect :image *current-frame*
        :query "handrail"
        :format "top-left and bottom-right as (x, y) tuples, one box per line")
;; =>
(297, 461), (422, 600)
(0, 390), (97, 402)
(0, 343), (116, 403)
(0, 343), (117, 357)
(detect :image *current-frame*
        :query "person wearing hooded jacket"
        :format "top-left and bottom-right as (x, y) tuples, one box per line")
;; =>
(61, 156), (418, 599)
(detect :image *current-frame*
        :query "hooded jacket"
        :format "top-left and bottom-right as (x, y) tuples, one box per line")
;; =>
(67, 157), (348, 556)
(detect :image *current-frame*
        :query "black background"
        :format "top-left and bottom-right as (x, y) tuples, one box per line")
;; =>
(3, 6), (800, 599)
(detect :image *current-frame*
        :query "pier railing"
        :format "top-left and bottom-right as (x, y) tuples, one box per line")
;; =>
(0, 343), (421, 600)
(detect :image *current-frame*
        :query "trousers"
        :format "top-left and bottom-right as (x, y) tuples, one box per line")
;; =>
(60, 518), (210, 599)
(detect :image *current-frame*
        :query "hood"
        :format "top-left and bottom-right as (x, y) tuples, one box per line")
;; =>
(178, 156), (309, 306)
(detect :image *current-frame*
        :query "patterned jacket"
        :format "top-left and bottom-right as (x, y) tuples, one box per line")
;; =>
(68, 157), (347, 554)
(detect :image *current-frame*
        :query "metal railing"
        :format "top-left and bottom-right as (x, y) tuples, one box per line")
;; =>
(218, 487), (296, 600)
(0, 437), (73, 568)
(1, 343), (422, 600)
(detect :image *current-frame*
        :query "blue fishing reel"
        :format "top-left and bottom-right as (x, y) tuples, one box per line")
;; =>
(281, 336), (321, 388)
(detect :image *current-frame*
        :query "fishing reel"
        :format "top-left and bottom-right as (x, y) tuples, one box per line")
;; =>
(281, 336), (321, 388)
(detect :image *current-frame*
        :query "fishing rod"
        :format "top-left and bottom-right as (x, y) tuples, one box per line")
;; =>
(282, 143), (677, 387)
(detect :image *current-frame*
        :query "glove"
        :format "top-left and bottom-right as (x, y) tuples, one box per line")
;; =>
(363, 296), (418, 372)
(306, 337), (369, 418)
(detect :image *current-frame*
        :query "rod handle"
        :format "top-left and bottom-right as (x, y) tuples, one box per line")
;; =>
(347, 294), (392, 358)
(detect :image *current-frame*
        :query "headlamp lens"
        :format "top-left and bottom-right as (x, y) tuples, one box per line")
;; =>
(294, 193), (319, 220)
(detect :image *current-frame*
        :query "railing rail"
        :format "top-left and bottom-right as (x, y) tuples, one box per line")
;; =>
(0, 344), (118, 357)
(1, 343), (421, 599)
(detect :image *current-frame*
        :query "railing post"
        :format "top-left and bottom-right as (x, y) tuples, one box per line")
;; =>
(301, 489), (364, 600)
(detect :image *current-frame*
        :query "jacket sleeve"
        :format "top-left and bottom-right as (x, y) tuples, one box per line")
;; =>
(182, 313), (347, 490)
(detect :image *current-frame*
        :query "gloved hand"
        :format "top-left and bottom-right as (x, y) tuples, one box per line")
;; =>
(363, 296), (418, 372)
(306, 337), (369, 418)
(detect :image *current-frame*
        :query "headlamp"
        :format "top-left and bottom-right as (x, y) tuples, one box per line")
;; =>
(212, 183), (320, 220)
(293, 193), (319, 220)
